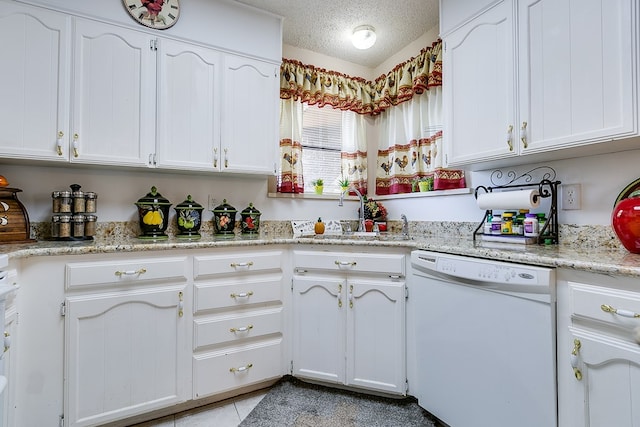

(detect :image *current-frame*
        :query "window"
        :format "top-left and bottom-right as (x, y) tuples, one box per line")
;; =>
(301, 104), (352, 194)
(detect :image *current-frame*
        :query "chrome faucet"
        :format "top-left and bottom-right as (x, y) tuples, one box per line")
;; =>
(339, 186), (365, 232)
(401, 214), (409, 239)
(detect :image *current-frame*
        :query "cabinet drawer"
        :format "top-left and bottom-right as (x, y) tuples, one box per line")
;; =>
(293, 251), (405, 276)
(570, 282), (640, 327)
(194, 277), (282, 313)
(193, 339), (283, 398)
(193, 308), (282, 350)
(193, 251), (283, 279)
(66, 256), (188, 290)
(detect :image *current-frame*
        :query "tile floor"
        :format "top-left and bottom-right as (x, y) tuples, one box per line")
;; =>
(130, 390), (267, 427)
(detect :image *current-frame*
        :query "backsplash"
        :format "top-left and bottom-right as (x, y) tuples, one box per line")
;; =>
(28, 220), (622, 249)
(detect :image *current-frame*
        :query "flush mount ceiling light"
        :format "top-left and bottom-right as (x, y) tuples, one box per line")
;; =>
(351, 25), (376, 50)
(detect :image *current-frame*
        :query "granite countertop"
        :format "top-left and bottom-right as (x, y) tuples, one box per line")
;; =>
(2, 231), (639, 278)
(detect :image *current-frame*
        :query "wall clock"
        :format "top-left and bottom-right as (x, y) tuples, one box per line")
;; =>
(123, 0), (180, 30)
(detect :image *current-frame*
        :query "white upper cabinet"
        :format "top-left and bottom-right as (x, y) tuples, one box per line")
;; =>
(71, 19), (156, 167)
(156, 39), (221, 171)
(443, 0), (638, 168)
(517, 0), (636, 154)
(0, 2), (70, 162)
(443, 0), (516, 166)
(221, 55), (279, 174)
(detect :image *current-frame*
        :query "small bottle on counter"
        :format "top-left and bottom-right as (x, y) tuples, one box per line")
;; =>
(72, 214), (85, 238)
(483, 214), (492, 235)
(501, 212), (514, 234)
(58, 214), (72, 238)
(491, 214), (502, 235)
(84, 214), (97, 237)
(536, 213), (548, 235)
(524, 213), (539, 237)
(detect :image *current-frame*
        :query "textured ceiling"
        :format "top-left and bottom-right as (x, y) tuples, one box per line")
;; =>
(235, 0), (440, 68)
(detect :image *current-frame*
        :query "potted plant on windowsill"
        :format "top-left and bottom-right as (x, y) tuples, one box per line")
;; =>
(312, 179), (324, 195)
(338, 176), (350, 192)
(417, 176), (434, 192)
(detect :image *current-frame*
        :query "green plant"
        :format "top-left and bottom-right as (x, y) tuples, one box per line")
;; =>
(337, 176), (350, 189)
(312, 179), (323, 187)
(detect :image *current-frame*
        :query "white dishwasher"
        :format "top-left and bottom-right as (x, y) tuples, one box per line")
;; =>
(410, 250), (557, 427)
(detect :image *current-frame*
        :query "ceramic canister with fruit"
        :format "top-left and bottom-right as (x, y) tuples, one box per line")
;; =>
(135, 186), (172, 240)
(174, 195), (204, 239)
(240, 202), (261, 236)
(212, 199), (237, 237)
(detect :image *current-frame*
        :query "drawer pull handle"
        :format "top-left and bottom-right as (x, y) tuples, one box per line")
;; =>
(601, 304), (640, 318)
(338, 283), (343, 308)
(348, 284), (354, 308)
(56, 131), (64, 156)
(72, 133), (79, 158)
(230, 261), (254, 269)
(570, 339), (582, 381)
(4, 331), (10, 353)
(334, 261), (356, 267)
(506, 124), (514, 151)
(115, 268), (147, 277)
(230, 324), (253, 333)
(230, 291), (253, 299)
(230, 363), (253, 373)
(178, 291), (184, 318)
(520, 121), (528, 148)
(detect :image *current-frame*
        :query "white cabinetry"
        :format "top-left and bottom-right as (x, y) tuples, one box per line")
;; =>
(292, 249), (406, 395)
(63, 255), (190, 427)
(220, 55), (279, 174)
(192, 249), (285, 399)
(557, 270), (640, 427)
(443, 0), (638, 168)
(0, 1), (70, 162)
(71, 19), (156, 167)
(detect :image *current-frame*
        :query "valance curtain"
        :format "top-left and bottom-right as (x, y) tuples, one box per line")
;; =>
(278, 40), (442, 195)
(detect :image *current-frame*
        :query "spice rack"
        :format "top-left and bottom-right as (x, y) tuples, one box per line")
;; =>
(51, 184), (98, 241)
(473, 167), (560, 245)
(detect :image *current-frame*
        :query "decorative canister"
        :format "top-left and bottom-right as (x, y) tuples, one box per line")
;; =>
(135, 186), (172, 240)
(174, 195), (204, 239)
(212, 199), (237, 236)
(240, 202), (261, 236)
(612, 189), (640, 253)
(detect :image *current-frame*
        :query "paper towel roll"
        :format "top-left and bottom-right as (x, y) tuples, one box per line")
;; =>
(476, 189), (540, 210)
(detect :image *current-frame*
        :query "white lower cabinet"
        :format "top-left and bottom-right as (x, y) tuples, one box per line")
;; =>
(292, 249), (407, 395)
(557, 270), (640, 427)
(192, 249), (286, 399)
(63, 255), (190, 427)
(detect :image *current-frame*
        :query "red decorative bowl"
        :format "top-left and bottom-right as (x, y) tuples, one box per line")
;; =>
(612, 191), (640, 253)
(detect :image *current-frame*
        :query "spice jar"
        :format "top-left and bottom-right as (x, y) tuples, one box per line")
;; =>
(85, 192), (98, 213)
(52, 191), (61, 213)
(72, 214), (85, 237)
(51, 215), (60, 238)
(59, 191), (72, 213)
(58, 214), (72, 238)
(71, 184), (85, 213)
(84, 214), (97, 237)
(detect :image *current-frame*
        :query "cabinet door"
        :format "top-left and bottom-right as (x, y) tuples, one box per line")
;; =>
(221, 55), (278, 174)
(64, 285), (189, 427)
(518, 0), (637, 154)
(444, 0), (517, 166)
(0, 2), (70, 161)
(71, 19), (156, 167)
(346, 279), (406, 394)
(292, 276), (346, 384)
(156, 39), (221, 171)
(568, 328), (640, 427)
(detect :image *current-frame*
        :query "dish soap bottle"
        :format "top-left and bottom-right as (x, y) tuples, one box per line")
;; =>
(314, 217), (325, 235)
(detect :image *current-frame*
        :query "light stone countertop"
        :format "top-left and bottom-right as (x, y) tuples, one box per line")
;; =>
(2, 231), (639, 278)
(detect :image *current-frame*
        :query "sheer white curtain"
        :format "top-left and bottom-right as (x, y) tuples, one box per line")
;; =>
(277, 98), (304, 193)
(376, 87), (443, 195)
(340, 111), (368, 194)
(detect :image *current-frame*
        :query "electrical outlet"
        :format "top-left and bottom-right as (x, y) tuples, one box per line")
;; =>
(562, 184), (581, 210)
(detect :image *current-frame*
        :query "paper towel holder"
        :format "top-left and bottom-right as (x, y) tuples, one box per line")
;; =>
(473, 167), (561, 244)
